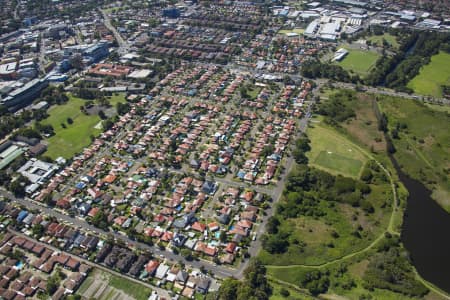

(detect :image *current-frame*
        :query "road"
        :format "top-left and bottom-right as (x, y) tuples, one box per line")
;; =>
(321, 79), (450, 105)
(8, 228), (172, 299)
(13, 1), (20, 19)
(234, 95), (314, 278)
(100, 9), (129, 55)
(225, 64), (450, 105)
(1, 188), (235, 278)
(38, 35), (47, 74)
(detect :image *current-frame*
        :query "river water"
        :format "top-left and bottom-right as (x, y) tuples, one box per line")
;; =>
(392, 157), (450, 294)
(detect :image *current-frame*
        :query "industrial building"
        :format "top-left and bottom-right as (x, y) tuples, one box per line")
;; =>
(0, 143), (25, 170)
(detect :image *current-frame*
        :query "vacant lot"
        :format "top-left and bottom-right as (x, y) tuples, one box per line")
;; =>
(77, 269), (152, 300)
(341, 92), (387, 153)
(307, 120), (367, 179)
(407, 51), (450, 98)
(337, 49), (380, 76)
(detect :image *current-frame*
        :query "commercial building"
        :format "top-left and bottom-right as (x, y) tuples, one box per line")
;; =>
(18, 158), (59, 185)
(0, 78), (48, 112)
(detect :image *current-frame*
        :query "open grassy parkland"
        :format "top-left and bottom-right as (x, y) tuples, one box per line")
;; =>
(407, 51), (450, 98)
(307, 118), (367, 179)
(378, 96), (450, 210)
(367, 33), (399, 49)
(42, 93), (126, 159)
(337, 49), (380, 76)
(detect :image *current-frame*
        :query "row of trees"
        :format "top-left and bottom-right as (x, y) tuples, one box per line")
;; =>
(365, 31), (450, 91)
(316, 89), (356, 124)
(301, 59), (359, 83)
(363, 234), (428, 297)
(218, 259), (272, 300)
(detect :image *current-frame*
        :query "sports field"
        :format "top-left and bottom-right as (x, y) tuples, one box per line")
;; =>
(42, 95), (102, 159)
(278, 28), (304, 35)
(337, 49), (380, 76)
(307, 119), (367, 178)
(407, 51), (450, 98)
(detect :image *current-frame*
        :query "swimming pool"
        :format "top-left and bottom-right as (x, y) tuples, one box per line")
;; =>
(14, 261), (24, 270)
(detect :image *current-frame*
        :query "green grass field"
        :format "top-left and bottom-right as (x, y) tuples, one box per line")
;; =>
(278, 28), (304, 35)
(41, 93), (126, 159)
(407, 51), (450, 98)
(109, 274), (152, 300)
(425, 103), (450, 114)
(307, 120), (367, 179)
(247, 86), (262, 100)
(77, 269), (152, 300)
(367, 33), (399, 49)
(108, 93), (127, 106)
(42, 95), (102, 159)
(337, 49), (380, 76)
(379, 96), (450, 210)
(315, 151), (363, 178)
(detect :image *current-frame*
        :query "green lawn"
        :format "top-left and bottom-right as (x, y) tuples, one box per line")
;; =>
(407, 51), (450, 98)
(337, 49), (380, 76)
(269, 279), (314, 300)
(109, 274), (152, 300)
(314, 151), (363, 178)
(108, 93), (127, 106)
(367, 33), (399, 49)
(307, 120), (367, 179)
(378, 96), (450, 210)
(425, 102), (450, 114)
(247, 86), (262, 100)
(77, 269), (152, 300)
(278, 28), (304, 35)
(42, 95), (102, 159)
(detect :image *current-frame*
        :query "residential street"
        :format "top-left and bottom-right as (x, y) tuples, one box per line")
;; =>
(2, 92), (314, 280)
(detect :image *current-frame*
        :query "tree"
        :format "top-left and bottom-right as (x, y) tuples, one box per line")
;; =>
(98, 110), (106, 119)
(102, 118), (114, 131)
(218, 258), (271, 300)
(9, 176), (29, 197)
(266, 216), (280, 234)
(181, 249), (193, 261)
(219, 231), (227, 243)
(67, 117), (73, 124)
(69, 54), (84, 70)
(360, 168), (373, 182)
(32, 224), (45, 237)
(280, 288), (290, 297)
(116, 102), (131, 115)
(218, 278), (239, 300)
(91, 210), (108, 230)
(300, 270), (330, 296)
(46, 275), (59, 295)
